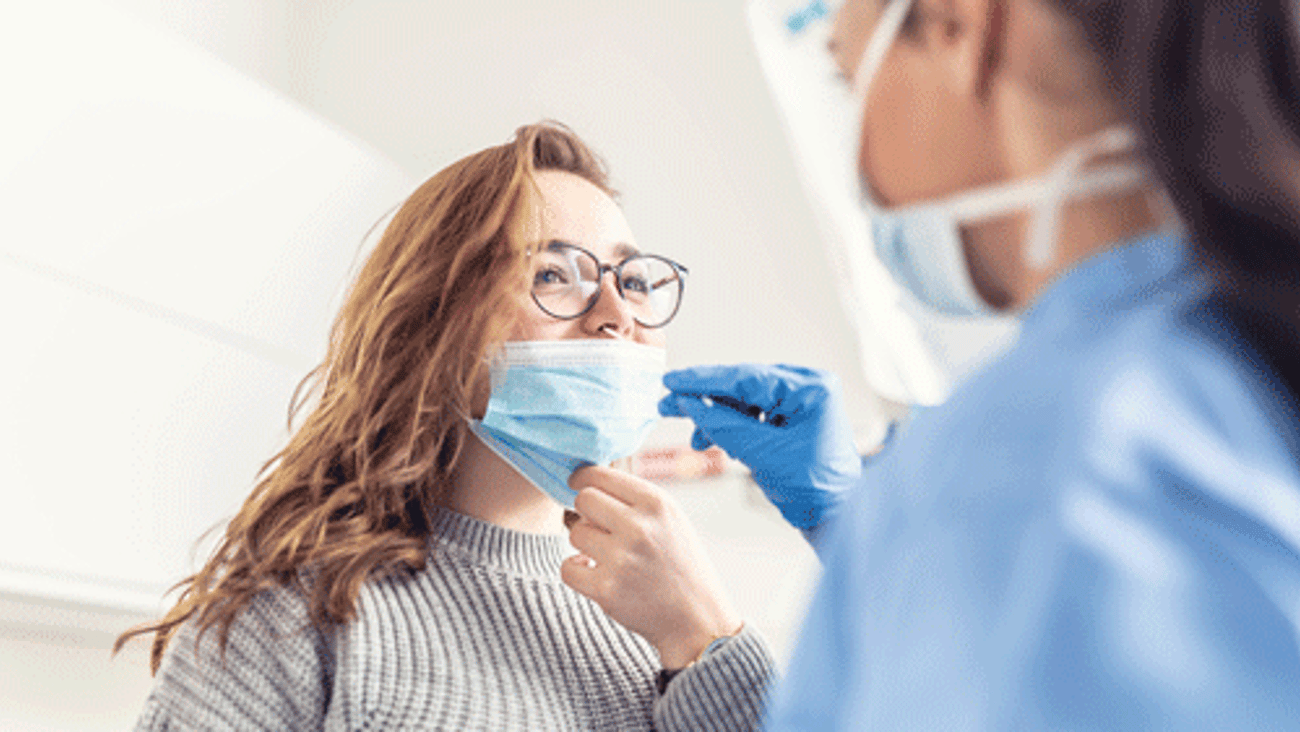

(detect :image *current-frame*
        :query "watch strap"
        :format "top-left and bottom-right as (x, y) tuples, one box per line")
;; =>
(654, 623), (744, 695)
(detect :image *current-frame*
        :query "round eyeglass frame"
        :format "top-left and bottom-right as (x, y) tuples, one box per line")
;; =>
(528, 241), (689, 328)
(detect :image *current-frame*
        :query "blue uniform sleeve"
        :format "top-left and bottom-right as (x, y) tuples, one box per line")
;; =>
(765, 412), (1300, 730)
(764, 514), (861, 729)
(766, 454), (1029, 730)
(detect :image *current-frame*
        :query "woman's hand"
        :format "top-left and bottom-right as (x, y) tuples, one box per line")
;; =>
(560, 465), (742, 669)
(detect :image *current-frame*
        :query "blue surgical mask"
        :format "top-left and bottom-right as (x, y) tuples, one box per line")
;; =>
(851, 0), (1148, 317)
(467, 339), (665, 508)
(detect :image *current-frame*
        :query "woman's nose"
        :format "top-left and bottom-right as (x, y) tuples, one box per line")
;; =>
(583, 269), (636, 336)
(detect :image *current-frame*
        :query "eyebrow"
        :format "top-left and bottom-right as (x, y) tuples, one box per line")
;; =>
(612, 242), (640, 260)
(545, 239), (641, 261)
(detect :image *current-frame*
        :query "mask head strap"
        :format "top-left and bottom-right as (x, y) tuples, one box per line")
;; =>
(847, 0), (917, 213)
(1025, 126), (1142, 268)
(851, 0), (915, 106)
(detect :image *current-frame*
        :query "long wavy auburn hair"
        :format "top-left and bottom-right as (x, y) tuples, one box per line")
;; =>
(115, 121), (615, 672)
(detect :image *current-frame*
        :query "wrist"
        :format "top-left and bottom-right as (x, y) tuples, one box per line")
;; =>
(657, 616), (744, 670)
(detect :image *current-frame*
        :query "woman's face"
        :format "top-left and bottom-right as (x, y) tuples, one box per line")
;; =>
(510, 170), (667, 349)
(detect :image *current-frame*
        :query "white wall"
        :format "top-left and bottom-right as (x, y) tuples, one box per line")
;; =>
(0, 597), (153, 732)
(0, 0), (414, 608)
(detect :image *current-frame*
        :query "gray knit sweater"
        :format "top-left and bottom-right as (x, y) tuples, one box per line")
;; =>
(134, 507), (776, 730)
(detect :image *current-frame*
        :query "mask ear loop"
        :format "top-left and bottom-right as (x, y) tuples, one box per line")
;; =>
(1025, 126), (1143, 268)
(851, 0), (916, 104)
(1151, 188), (1188, 239)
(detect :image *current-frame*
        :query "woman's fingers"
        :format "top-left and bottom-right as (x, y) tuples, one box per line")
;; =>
(560, 553), (602, 599)
(568, 519), (617, 559)
(569, 465), (664, 514)
(573, 486), (636, 535)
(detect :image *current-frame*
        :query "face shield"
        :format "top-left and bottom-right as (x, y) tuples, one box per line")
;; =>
(747, 0), (1020, 406)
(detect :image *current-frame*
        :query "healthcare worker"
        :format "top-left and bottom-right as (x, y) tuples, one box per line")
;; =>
(567, 0), (1300, 728)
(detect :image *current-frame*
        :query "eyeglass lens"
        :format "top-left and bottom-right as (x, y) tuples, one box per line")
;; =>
(531, 245), (683, 326)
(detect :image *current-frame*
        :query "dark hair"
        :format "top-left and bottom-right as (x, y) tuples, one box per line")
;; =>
(1051, 1), (1300, 408)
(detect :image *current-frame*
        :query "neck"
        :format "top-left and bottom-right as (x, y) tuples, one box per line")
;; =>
(1022, 187), (1165, 303)
(969, 88), (1166, 309)
(446, 430), (568, 536)
(964, 186), (1164, 310)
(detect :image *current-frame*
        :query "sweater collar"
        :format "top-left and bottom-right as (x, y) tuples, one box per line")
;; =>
(428, 506), (569, 577)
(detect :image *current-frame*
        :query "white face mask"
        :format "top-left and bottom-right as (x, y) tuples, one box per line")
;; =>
(851, 0), (1148, 317)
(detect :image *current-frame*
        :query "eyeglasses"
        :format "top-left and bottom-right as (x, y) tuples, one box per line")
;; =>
(529, 241), (689, 328)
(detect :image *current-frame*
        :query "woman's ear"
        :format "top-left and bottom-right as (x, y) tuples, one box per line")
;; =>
(925, 0), (1006, 101)
(469, 366), (491, 420)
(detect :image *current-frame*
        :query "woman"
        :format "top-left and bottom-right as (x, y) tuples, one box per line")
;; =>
(573, 0), (1300, 728)
(116, 122), (775, 730)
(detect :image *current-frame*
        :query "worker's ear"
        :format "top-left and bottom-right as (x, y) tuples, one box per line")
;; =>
(922, 0), (1006, 102)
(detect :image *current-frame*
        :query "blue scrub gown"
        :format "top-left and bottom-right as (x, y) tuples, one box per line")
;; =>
(767, 233), (1300, 729)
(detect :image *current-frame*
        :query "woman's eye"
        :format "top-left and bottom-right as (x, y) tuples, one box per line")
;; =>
(621, 274), (650, 294)
(534, 267), (569, 286)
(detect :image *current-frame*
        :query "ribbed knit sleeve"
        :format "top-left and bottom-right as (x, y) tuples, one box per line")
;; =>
(134, 584), (333, 731)
(653, 624), (777, 732)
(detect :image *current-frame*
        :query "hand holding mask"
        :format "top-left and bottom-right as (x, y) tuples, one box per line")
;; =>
(561, 465), (742, 670)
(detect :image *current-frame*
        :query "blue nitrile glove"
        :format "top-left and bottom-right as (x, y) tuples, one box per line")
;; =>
(658, 364), (862, 530)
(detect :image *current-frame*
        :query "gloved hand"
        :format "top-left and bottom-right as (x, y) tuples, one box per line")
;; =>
(658, 364), (862, 529)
